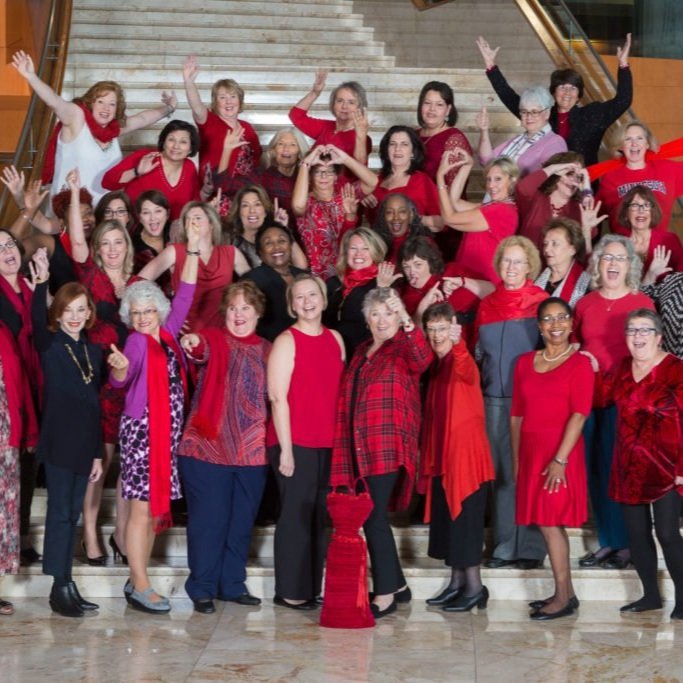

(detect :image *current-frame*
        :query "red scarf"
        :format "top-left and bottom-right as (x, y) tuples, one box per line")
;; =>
(0, 323), (38, 449)
(41, 102), (122, 184)
(190, 327), (261, 440)
(147, 329), (188, 534)
(587, 137), (683, 182)
(476, 280), (548, 332)
(342, 264), (378, 297)
(0, 275), (42, 402)
(402, 274), (439, 316)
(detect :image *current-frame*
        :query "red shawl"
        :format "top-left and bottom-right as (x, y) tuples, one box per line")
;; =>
(342, 264), (378, 298)
(588, 137), (683, 182)
(476, 280), (548, 333)
(41, 102), (122, 184)
(147, 329), (188, 534)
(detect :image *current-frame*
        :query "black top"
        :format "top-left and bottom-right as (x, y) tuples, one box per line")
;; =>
(486, 64), (632, 167)
(241, 264), (306, 342)
(48, 236), (76, 295)
(32, 281), (103, 475)
(324, 276), (376, 357)
(0, 288), (23, 339)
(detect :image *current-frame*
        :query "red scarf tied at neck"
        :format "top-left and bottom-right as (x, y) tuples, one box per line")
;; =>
(342, 264), (378, 297)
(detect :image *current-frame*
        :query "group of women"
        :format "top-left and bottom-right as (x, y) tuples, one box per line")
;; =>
(1, 32), (682, 625)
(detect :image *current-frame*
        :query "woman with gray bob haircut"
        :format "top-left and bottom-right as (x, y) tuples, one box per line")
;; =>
(587, 233), (642, 292)
(119, 281), (171, 328)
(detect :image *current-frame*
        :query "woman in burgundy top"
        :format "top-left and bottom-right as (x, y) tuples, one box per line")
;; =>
(268, 274), (346, 609)
(331, 287), (432, 618)
(587, 309), (683, 619)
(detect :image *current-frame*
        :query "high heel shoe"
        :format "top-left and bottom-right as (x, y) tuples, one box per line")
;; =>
(81, 540), (107, 566)
(442, 586), (489, 612)
(109, 535), (128, 565)
(49, 584), (84, 618)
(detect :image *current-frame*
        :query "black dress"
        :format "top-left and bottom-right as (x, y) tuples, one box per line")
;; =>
(324, 277), (376, 357)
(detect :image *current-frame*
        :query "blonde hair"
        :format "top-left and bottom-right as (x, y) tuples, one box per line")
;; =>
(90, 220), (134, 279)
(210, 79), (245, 114)
(264, 128), (308, 168)
(494, 235), (542, 280)
(286, 273), (328, 318)
(335, 227), (387, 277)
(179, 202), (222, 245)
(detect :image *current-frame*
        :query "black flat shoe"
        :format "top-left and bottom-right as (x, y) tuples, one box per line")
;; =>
(426, 586), (463, 606)
(442, 586), (489, 612)
(314, 595), (323, 605)
(67, 581), (99, 611)
(193, 599), (216, 614)
(516, 559), (543, 570)
(20, 547), (42, 566)
(395, 586), (412, 604)
(601, 552), (633, 570)
(670, 606), (683, 620)
(108, 535), (128, 566)
(620, 598), (662, 613)
(49, 584), (84, 618)
(81, 541), (107, 567)
(578, 548), (611, 568)
(530, 600), (575, 620)
(529, 595), (579, 610)
(273, 595), (317, 610)
(370, 598), (397, 619)
(220, 593), (261, 606)
(484, 558), (516, 569)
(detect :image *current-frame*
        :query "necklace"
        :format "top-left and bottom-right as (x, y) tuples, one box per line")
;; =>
(64, 342), (94, 384)
(542, 345), (572, 363)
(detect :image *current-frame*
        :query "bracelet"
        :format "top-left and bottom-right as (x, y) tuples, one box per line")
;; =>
(553, 457), (568, 466)
(302, 161), (311, 168)
(186, 250), (200, 256)
(438, 184), (448, 190)
(579, 188), (593, 197)
(22, 213), (33, 223)
(165, 104), (175, 118)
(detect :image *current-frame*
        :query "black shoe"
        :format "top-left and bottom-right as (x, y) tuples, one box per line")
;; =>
(370, 598), (397, 619)
(485, 557), (516, 569)
(620, 597), (662, 613)
(529, 595), (579, 610)
(442, 586), (489, 612)
(601, 552), (633, 570)
(273, 595), (317, 610)
(20, 547), (42, 566)
(67, 581), (99, 611)
(81, 541), (107, 567)
(530, 600), (576, 620)
(108, 535), (128, 566)
(314, 595), (323, 605)
(220, 593), (261, 606)
(395, 586), (412, 604)
(670, 606), (683, 620)
(192, 599), (216, 614)
(49, 584), (84, 618)
(578, 548), (611, 567)
(426, 586), (462, 606)
(516, 558), (543, 570)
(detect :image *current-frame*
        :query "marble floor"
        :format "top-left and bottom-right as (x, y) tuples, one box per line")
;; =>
(1, 597), (683, 682)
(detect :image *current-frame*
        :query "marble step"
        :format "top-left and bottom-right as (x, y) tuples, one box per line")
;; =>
(2, 557), (674, 603)
(75, 0), (357, 14)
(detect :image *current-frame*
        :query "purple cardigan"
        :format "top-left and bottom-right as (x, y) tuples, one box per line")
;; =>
(110, 281), (196, 419)
(481, 130), (567, 177)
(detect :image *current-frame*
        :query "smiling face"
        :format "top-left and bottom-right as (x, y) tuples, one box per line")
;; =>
(420, 89), (452, 131)
(384, 195), (412, 237)
(520, 102), (550, 135)
(332, 87), (361, 126)
(387, 132), (413, 169)
(0, 233), (21, 279)
(626, 193), (653, 232)
(259, 227), (292, 270)
(425, 316), (453, 358)
(346, 234), (374, 271)
(622, 125), (649, 167)
(130, 301), (161, 337)
(366, 302), (400, 343)
(215, 86), (241, 121)
(311, 165), (337, 193)
(225, 292), (259, 337)
(538, 301), (572, 348)
(91, 90), (117, 127)
(598, 241), (630, 291)
(486, 165), (512, 202)
(290, 278), (324, 321)
(273, 132), (300, 170)
(80, 203), (96, 235)
(553, 84), (579, 112)
(96, 227), (128, 271)
(626, 316), (662, 362)
(139, 199), (169, 238)
(103, 198), (130, 228)
(401, 255), (431, 289)
(57, 294), (91, 340)
(239, 192), (267, 236)
(499, 245), (530, 289)
(542, 228), (576, 270)
(162, 130), (192, 162)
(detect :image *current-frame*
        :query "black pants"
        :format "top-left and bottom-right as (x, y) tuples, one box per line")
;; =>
(364, 472), (406, 595)
(622, 490), (683, 606)
(270, 445), (330, 601)
(19, 448), (38, 538)
(42, 461), (88, 581)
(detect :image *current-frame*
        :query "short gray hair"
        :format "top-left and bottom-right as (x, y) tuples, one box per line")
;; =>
(520, 86), (554, 112)
(119, 280), (172, 327)
(588, 234), (643, 293)
(625, 308), (662, 335)
(362, 287), (398, 319)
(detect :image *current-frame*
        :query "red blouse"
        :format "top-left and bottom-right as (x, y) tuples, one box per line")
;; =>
(197, 111), (261, 178)
(367, 171), (440, 226)
(331, 328), (433, 511)
(419, 127), (472, 186)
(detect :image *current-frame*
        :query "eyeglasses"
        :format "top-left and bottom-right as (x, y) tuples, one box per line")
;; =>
(625, 327), (657, 337)
(501, 258), (528, 267)
(313, 169), (336, 178)
(104, 208), (129, 218)
(599, 254), (628, 263)
(426, 325), (451, 335)
(540, 313), (572, 323)
(628, 202), (652, 212)
(0, 239), (18, 253)
(519, 108), (548, 118)
(130, 308), (158, 319)
(556, 85), (579, 93)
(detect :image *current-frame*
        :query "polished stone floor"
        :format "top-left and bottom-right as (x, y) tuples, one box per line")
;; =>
(1, 597), (683, 682)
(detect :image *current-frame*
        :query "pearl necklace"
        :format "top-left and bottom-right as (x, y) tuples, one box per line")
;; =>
(542, 345), (573, 363)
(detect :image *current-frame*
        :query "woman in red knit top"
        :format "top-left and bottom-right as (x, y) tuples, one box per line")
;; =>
(267, 274), (346, 610)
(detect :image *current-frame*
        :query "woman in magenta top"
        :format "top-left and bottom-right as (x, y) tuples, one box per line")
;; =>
(268, 274), (345, 609)
(438, 151), (519, 283)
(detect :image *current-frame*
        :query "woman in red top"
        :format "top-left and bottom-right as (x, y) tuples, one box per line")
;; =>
(102, 120), (200, 221)
(331, 287), (432, 618)
(182, 55), (261, 184)
(419, 303), (494, 613)
(511, 297), (594, 620)
(588, 309), (683, 619)
(268, 274), (346, 609)
(139, 202), (250, 332)
(617, 186), (683, 276)
(438, 151), (520, 283)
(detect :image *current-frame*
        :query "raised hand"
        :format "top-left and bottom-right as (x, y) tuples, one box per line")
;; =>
(28, 247), (50, 287)
(579, 196), (607, 236)
(441, 276), (464, 298)
(0, 165), (25, 201)
(376, 261), (402, 288)
(23, 179), (49, 215)
(475, 36), (500, 69)
(137, 152), (161, 176)
(223, 123), (248, 151)
(180, 333), (201, 353)
(449, 318), (462, 344)
(311, 69), (328, 96)
(11, 50), (35, 79)
(617, 33), (632, 67)
(341, 183), (358, 216)
(107, 344), (129, 375)
(161, 90), (177, 112)
(182, 55), (200, 82)
(475, 106), (490, 131)
(352, 109), (369, 136)
(645, 245), (673, 282)
(273, 198), (289, 227)
(65, 167), (81, 192)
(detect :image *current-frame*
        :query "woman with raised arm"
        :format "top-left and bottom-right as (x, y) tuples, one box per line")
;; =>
(12, 50), (176, 210)
(182, 55), (261, 185)
(475, 34), (632, 166)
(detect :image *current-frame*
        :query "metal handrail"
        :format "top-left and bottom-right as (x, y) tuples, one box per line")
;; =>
(0, 0), (73, 225)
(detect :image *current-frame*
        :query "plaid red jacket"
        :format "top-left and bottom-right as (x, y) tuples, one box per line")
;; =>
(331, 328), (433, 511)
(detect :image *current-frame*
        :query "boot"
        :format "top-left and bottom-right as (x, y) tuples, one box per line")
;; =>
(49, 583), (84, 617)
(67, 581), (99, 611)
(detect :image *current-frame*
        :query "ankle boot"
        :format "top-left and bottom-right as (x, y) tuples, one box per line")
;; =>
(67, 581), (99, 611)
(49, 584), (84, 618)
